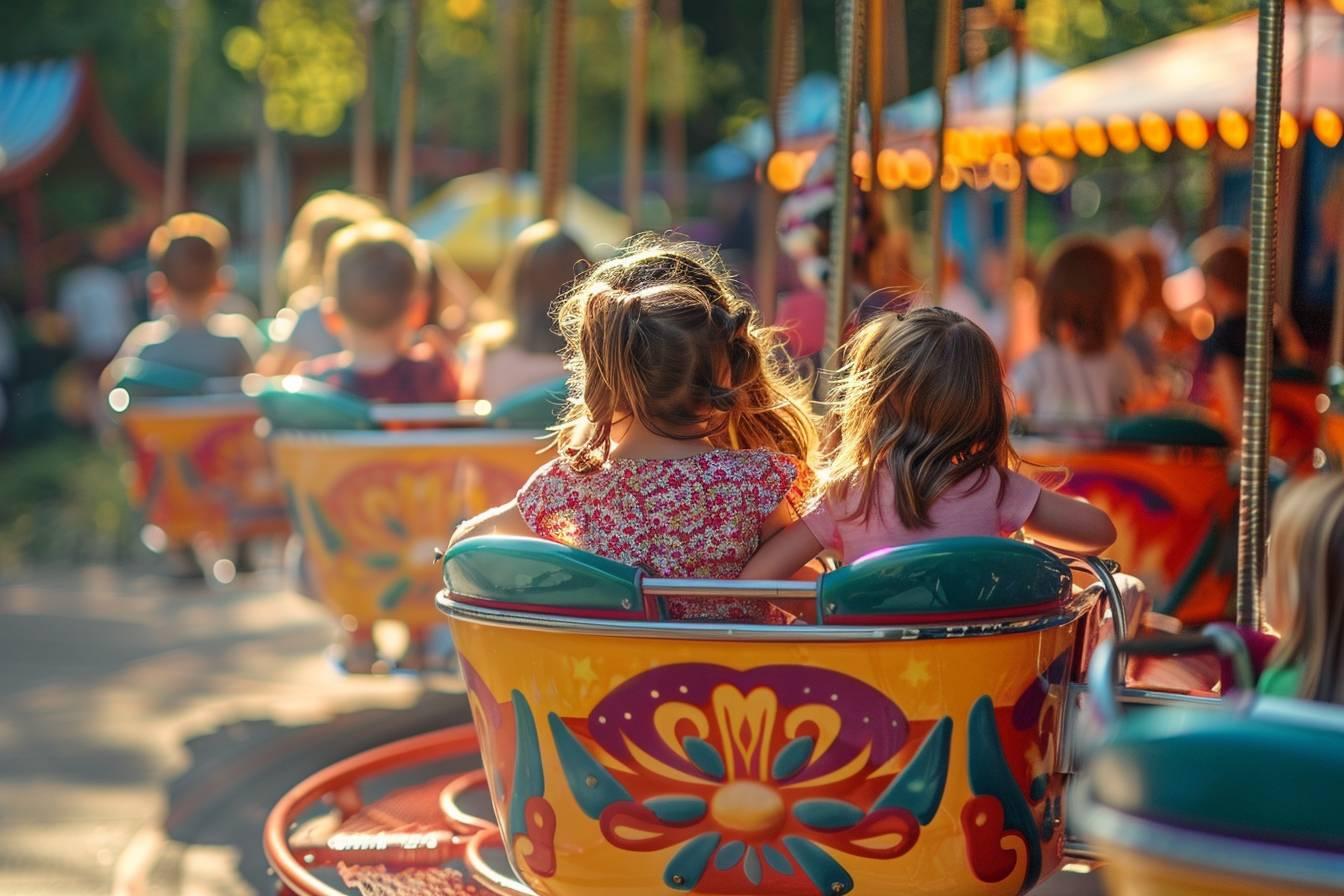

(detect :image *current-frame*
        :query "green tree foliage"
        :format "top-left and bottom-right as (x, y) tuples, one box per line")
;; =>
(1026, 0), (1254, 66)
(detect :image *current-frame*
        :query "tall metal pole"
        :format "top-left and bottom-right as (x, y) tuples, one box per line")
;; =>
(389, 0), (420, 219)
(754, 0), (800, 325)
(163, 0), (192, 217)
(255, 0), (282, 315)
(1236, 0), (1287, 630)
(823, 0), (864, 376)
(1008, 8), (1028, 288)
(659, 0), (687, 221)
(351, 0), (379, 196)
(867, 0), (887, 222)
(622, 0), (651, 229)
(929, 0), (959, 305)
(538, 0), (573, 221)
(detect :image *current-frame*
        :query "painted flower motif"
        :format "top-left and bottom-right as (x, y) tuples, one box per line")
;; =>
(315, 460), (518, 611)
(547, 663), (951, 895)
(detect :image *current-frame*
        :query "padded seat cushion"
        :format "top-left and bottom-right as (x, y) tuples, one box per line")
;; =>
(1088, 702), (1344, 851)
(444, 536), (644, 617)
(258, 377), (376, 430)
(1105, 414), (1228, 448)
(113, 359), (208, 397)
(818, 537), (1073, 624)
(489, 376), (567, 430)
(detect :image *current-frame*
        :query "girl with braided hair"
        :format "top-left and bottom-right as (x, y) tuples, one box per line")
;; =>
(452, 235), (819, 621)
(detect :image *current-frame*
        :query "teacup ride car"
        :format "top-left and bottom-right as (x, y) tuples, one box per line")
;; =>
(1266, 367), (1327, 475)
(260, 376), (563, 674)
(1071, 635), (1344, 896)
(265, 535), (1217, 896)
(108, 359), (288, 581)
(1320, 365), (1344, 470)
(1016, 415), (1236, 625)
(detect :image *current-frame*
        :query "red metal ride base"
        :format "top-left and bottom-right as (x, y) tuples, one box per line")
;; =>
(264, 725), (525, 896)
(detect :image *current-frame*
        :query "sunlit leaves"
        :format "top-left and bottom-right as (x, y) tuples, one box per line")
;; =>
(1027, 0), (1254, 66)
(224, 0), (365, 137)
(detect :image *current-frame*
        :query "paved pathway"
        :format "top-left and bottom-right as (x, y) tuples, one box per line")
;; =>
(0, 565), (465, 896)
(0, 564), (1100, 895)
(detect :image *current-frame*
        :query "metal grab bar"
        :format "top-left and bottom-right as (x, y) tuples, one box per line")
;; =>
(641, 578), (818, 599)
(1087, 629), (1254, 725)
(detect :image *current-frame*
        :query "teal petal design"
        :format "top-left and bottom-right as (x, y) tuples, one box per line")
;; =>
(871, 715), (953, 824)
(793, 799), (865, 831)
(1030, 773), (1049, 802)
(682, 736), (726, 781)
(743, 846), (762, 885)
(782, 836), (853, 895)
(664, 833), (721, 891)
(772, 736), (815, 781)
(969, 695), (1042, 893)
(761, 844), (793, 875)
(283, 485), (304, 539)
(364, 552), (400, 570)
(714, 840), (746, 870)
(377, 577), (411, 610)
(306, 496), (344, 553)
(506, 691), (545, 840)
(384, 517), (407, 537)
(645, 796), (707, 825)
(547, 712), (631, 818)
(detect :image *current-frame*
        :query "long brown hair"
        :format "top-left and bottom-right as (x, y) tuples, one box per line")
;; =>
(490, 220), (590, 356)
(826, 307), (1016, 529)
(1264, 475), (1344, 705)
(1038, 235), (1123, 355)
(552, 234), (817, 473)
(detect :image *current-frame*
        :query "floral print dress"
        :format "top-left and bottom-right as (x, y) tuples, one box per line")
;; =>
(516, 449), (813, 621)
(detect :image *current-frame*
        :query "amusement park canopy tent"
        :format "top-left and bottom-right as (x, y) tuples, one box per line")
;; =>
(410, 168), (630, 278)
(0, 57), (161, 307)
(957, 7), (1344, 146)
(0, 58), (160, 196)
(698, 49), (1063, 181)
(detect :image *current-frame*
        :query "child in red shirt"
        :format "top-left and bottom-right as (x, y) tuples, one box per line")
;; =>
(293, 219), (459, 404)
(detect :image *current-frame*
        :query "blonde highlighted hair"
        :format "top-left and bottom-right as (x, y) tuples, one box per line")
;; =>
(1264, 475), (1344, 704)
(825, 307), (1016, 529)
(552, 234), (817, 472)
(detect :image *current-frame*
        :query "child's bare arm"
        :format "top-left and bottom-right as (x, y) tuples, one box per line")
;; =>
(449, 500), (532, 547)
(741, 518), (825, 580)
(1023, 488), (1117, 555)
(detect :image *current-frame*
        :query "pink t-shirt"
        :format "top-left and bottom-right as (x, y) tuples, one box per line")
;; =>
(803, 468), (1042, 562)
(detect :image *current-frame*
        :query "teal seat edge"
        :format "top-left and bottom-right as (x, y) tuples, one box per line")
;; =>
(112, 359), (209, 398)
(818, 537), (1073, 623)
(489, 376), (568, 430)
(257, 377), (377, 431)
(1105, 414), (1229, 448)
(442, 535), (648, 618)
(1086, 702), (1344, 852)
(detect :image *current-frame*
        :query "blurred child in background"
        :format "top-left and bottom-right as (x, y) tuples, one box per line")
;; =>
(261, 192), (384, 372)
(1011, 236), (1145, 422)
(293, 219), (459, 404)
(460, 220), (588, 403)
(1196, 230), (1309, 446)
(102, 213), (260, 387)
(1259, 475), (1344, 704)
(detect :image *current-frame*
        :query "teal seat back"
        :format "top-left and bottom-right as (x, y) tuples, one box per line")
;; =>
(112, 359), (208, 398)
(1105, 414), (1228, 448)
(1087, 700), (1344, 851)
(489, 377), (567, 430)
(443, 536), (648, 619)
(257, 377), (376, 430)
(818, 537), (1073, 625)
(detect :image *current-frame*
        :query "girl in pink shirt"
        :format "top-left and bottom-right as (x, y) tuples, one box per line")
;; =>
(742, 307), (1116, 578)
